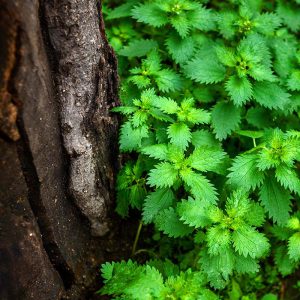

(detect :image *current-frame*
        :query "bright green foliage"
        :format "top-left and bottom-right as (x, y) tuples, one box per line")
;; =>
(101, 0), (300, 298)
(100, 261), (219, 300)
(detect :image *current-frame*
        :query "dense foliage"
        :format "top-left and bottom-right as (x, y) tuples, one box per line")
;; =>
(101, 0), (300, 299)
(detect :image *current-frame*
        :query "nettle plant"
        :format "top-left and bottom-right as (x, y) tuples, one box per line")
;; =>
(101, 0), (300, 299)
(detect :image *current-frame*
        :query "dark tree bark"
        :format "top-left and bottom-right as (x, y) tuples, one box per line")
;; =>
(0, 1), (128, 299)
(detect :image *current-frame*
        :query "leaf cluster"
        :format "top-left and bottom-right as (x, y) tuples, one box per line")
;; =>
(101, 0), (300, 298)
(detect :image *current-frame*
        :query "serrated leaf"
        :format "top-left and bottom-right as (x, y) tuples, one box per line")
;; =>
(166, 34), (195, 64)
(245, 203), (265, 227)
(274, 245), (296, 276)
(275, 164), (300, 195)
(120, 121), (149, 152)
(211, 102), (241, 140)
(288, 232), (300, 261)
(101, 262), (114, 282)
(170, 14), (191, 38)
(217, 11), (237, 39)
(154, 97), (179, 114)
(232, 226), (269, 258)
(248, 64), (277, 82)
(254, 13), (282, 35)
(106, 1), (136, 19)
(184, 57), (226, 84)
(186, 108), (211, 125)
(111, 106), (138, 115)
(246, 107), (273, 129)
(142, 188), (175, 224)
(155, 207), (193, 238)
(141, 144), (169, 161)
(259, 176), (292, 225)
(180, 168), (217, 204)
(215, 45), (236, 67)
(167, 122), (191, 149)
(207, 226), (231, 255)
(191, 130), (221, 149)
(287, 70), (300, 91)
(225, 75), (253, 106)
(253, 82), (291, 110)
(131, 3), (167, 27)
(177, 198), (212, 228)
(155, 69), (183, 92)
(277, 1), (300, 32)
(147, 162), (178, 188)
(199, 248), (234, 288)
(227, 154), (265, 191)
(188, 147), (225, 172)
(234, 255), (260, 274)
(119, 39), (158, 57)
(190, 5), (216, 32)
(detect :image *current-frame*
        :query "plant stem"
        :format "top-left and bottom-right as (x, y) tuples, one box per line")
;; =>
(252, 138), (257, 148)
(132, 220), (143, 256)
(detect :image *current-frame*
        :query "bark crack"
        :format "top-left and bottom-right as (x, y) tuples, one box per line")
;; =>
(16, 117), (75, 290)
(6, 20), (75, 290)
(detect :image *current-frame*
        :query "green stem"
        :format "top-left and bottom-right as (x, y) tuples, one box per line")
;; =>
(133, 249), (158, 258)
(132, 220), (143, 256)
(252, 138), (257, 148)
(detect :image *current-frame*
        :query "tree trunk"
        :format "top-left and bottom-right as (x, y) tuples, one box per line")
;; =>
(0, 1), (126, 299)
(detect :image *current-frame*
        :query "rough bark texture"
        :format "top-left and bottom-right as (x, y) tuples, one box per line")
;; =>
(0, 1), (128, 299)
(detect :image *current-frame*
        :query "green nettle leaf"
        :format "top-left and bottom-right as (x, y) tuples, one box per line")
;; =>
(148, 162), (178, 188)
(259, 177), (292, 225)
(143, 188), (175, 224)
(235, 130), (264, 139)
(141, 144), (169, 161)
(119, 39), (158, 57)
(246, 107), (273, 129)
(254, 13), (282, 35)
(131, 3), (167, 27)
(129, 184), (147, 209)
(170, 14), (191, 38)
(120, 121), (149, 151)
(207, 226), (231, 255)
(186, 108), (211, 125)
(200, 247), (235, 288)
(287, 70), (300, 91)
(275, 164), (300, 195)
(184, 57), (226, 84)
(227, 154), (265, 191)
(188, 147), (225, 172)
(232, 226), (270, 258)
(225, 75), (253, 106)
(275, 245), (296, 276)
(191, 130), (221, 149)
(155, 69), (183, 92)
(166, 34), (195, 64)
(167, 122), (192, 149)
(154, 97), (179, 114)
(211, 102), (241, 140)
(215, 45), (236, 67)
(288, 232), (300, 261)
(180, 168), (218, 204)
(253, 82), (291, 109)
(105, 2), (136, 20)
(245, 203), (265, 227)
(177, 197), (212, 228)
(277, 1), (300, 32)
(155, 207), (193, 238)
(234, 255), (260, 274)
